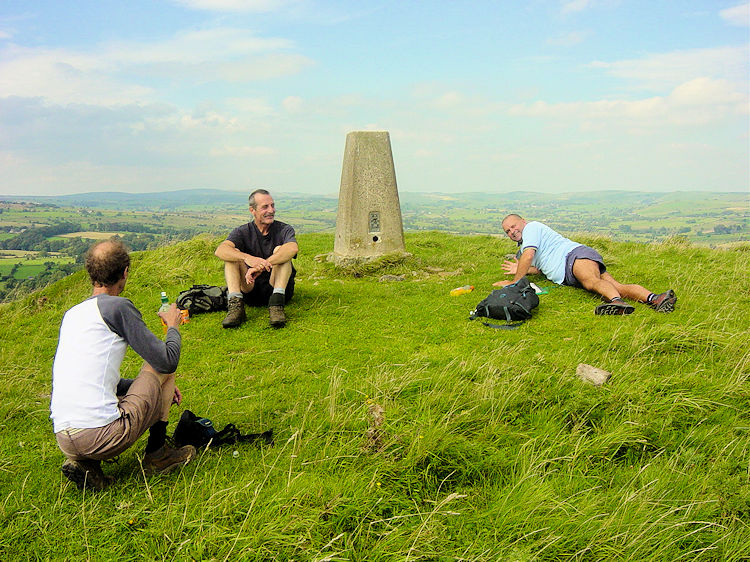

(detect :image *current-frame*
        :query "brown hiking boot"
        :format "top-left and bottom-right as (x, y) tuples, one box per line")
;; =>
(142, 444), (196, 476)
(222, 296), (246, 328)
(595, 298), (635, 315)
(62, 459), (114, 491)
(650, 289), (677, 313)
(269, 305), (286, 327)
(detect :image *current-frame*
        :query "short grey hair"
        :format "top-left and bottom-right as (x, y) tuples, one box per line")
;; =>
(249, 189), (270, 209)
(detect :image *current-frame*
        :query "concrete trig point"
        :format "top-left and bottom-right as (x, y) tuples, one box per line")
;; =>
(333, 131), (406, 265)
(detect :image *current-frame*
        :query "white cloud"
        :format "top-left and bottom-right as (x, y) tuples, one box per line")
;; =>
(720, 3), (750, 26)
(282, 96), (304, 113)
(507, 77), (748, 128)
(0, 28), (311, 106)
(589, 44), (749, 91)
(209, 145), (277, 156)
(228, 97), (274, 115)
(561, 0), (593, 14)
(431, 91), (463, 109)
(171, 0), (295, 13)
(547, 31), (588, 47)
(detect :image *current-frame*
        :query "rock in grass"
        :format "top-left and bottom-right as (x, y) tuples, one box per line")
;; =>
(379, 274), (405, 282)
(576, 363), (611, 386)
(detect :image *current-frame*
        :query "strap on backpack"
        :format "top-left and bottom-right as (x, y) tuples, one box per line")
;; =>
(470, 309), (525, 330)
(212, 424), (274, 446)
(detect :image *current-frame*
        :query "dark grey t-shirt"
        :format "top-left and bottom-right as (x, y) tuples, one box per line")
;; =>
(226, 221), (296, 260)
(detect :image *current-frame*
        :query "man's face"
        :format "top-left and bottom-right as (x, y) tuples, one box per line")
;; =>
(502, 217), (525, 243)
(251, 193), (275, 227)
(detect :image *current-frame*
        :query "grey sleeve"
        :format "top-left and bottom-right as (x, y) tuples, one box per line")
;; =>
(98, 296), (181, 374)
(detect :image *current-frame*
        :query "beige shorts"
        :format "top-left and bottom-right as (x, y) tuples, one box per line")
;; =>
(55, 365), (163, 462)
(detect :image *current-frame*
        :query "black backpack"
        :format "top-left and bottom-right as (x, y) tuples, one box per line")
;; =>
(176, 285), (228, 314)
(173, 409), (274, 449)
(470, 277), (540, 329)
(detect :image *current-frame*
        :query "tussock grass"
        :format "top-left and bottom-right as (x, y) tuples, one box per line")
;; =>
(0, 231), (748, 560)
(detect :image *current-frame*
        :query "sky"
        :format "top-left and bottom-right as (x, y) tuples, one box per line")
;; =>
(0, 1), (748, 197)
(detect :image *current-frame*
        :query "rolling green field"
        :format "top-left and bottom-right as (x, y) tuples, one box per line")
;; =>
(0, 232), (748, 560)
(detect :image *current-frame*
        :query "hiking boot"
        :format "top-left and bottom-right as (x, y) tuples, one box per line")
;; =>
(61, 459), (114, 491)
(269, 305), (286, 328)
(650, 289), (677, 313)
(595, 298), (635, 315)
(222, 296), (246, 328)
(142, 444), (196, 476)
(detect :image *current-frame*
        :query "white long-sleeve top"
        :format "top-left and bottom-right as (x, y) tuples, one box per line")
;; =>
(50, 294), (181, 433)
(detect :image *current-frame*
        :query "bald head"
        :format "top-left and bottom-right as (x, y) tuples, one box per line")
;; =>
(501, 214), (527, 242)
(85, 239), (130, 287)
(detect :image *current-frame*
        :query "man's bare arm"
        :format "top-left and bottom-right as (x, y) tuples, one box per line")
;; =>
(512, 248), (536, 282)
(267, 242), (298, 266)
(215, 240), (271, 270)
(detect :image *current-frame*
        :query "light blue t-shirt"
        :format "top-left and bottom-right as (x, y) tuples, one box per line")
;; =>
(518, 221), (581, 284)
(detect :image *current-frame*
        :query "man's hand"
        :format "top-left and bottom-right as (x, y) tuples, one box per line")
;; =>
(172, 386), (182, 406)
(244, 264), (263, 285)
(493, 280), (513, 287)
(244, 256), (272, 272)
(158, 303), (182, 328)
(501, 259), (518, 275)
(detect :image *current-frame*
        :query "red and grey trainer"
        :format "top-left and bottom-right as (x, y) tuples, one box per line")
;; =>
(595, 298), (635, 315)
(650, 290), (677, 313)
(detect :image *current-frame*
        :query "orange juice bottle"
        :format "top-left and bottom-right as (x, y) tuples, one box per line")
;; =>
(450, 285), (474, 296)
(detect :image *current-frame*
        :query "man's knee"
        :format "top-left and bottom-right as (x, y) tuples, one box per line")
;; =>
(139, 363), (174, 387)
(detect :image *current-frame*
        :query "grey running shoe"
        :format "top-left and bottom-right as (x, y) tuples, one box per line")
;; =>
(62, 459), (114, 491)
(650, 289), (677, 313)
(269, 305), (286, 328)
(595, 298), (635, 315)
(142, 444), (196, 476)
(222, 296), (246, 328)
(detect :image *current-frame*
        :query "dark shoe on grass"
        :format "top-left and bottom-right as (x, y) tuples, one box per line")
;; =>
(650, 289), (677, 313)
(142, 444), (196, 476)
(595, 298), (635, 315)
(222, 296), (246, 328)
(62, 459), (114, 491)
(269, 305), (286, 328)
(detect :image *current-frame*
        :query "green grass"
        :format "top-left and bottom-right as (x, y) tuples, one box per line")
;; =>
(0, 232), (748, 560)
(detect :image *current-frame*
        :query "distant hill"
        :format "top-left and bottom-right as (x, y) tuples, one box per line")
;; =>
(3, 188), (746, 212)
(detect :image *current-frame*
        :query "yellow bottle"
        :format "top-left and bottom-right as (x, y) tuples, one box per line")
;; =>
(450, 285), (474, 296)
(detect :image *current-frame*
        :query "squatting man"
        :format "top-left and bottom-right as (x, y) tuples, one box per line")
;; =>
(50, 239), (196, 491)
(496, 214), (677, 315)
(215, 189), (298, 328)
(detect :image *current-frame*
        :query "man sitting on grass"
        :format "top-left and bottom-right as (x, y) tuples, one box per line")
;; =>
(50, 239), (196, 491)
(215, 189), (298, 328)
(496, 214), (676, 315)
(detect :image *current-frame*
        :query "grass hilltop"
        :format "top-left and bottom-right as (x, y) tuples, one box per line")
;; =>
(0, 231), (748, 560)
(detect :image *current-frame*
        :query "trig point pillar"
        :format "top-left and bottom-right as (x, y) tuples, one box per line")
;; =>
(333, 131), (406, 264)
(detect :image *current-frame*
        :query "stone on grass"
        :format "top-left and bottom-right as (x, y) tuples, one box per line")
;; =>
(576, 363), (611, 386)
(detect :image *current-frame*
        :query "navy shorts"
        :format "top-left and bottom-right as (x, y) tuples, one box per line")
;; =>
(243, 267), (296, 307)
(563, 246), (606, 287)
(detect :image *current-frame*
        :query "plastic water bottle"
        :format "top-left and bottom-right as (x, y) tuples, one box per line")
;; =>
(158, 291), (170, 313)
(450, 285), (474, 296)
(159, 292), (170, 331)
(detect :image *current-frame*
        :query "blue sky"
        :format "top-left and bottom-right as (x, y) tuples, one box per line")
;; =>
(0, 0), (748, 196)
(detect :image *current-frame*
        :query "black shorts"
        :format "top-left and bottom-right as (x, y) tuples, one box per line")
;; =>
(243, 268), (296, 307)
(563, 246), (606, 287)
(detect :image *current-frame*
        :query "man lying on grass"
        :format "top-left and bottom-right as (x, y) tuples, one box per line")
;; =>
(496, 214), (676, 315)
(50, 239), (196, 491)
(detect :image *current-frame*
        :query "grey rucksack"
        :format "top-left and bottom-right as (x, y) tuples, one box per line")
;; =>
(176, 284), (228, 314)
